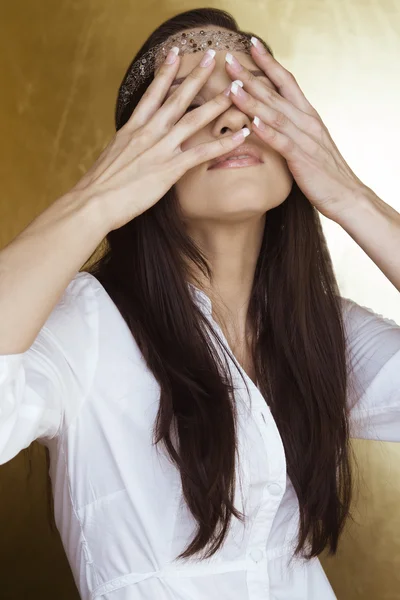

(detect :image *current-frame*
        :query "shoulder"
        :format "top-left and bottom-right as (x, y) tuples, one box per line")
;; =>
(339, 295), (399, 329)
(38, 271), (104, 377)
(338, 295), (400, 404)
(338, 296), (400, 357)
(43, 271), (103, 334)
(62, 270), (103, 300)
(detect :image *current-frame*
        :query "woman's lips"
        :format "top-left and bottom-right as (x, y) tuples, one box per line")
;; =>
(208, 157), (263, 170)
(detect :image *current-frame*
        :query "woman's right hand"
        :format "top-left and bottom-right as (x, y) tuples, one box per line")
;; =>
(70, 47), (249, 232)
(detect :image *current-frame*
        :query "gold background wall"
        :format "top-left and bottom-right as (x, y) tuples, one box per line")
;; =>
(1, 1), (399, 598)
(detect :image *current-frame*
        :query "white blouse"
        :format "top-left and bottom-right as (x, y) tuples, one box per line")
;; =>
(1, 271), (400, 600)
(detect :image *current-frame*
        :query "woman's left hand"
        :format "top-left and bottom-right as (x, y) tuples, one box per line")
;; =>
(225, 41), (368, 221)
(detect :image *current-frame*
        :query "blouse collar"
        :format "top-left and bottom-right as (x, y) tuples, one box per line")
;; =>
(187, 282), (212, 317)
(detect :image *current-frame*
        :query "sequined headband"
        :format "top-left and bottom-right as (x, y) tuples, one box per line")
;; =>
(117, 29), (256, 120)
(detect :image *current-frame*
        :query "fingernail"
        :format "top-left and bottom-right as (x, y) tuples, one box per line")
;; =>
(165, 46), (180, 64)
(200, 48), (216, 67)
(225, 52), (242, 73)
(230, 80), (245, 96)
(224, 79), (243, 96)
(232, 127), (250, 141)
(253, 116), (266, 130)
(250, 36), (267, 54)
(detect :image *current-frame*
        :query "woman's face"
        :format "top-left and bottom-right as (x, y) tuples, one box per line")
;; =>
(163, 27), (294, 227)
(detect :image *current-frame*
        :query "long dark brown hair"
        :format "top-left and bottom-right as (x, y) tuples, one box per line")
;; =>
(42, 6), (357, 562)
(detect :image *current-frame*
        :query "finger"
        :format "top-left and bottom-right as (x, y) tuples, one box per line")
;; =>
(252, 117), (301, 159)
(248, 43), (320, 117)
(150, 49), (218, 135)
(164, 87), (235, 149)
(225, 57), (317, 131)
(174, 127), (251, 174)
(229, 82), (317, 144)
(125, 47), (182, 129)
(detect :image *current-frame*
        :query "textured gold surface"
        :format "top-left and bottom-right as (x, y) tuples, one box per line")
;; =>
(0, 1), (399, 598)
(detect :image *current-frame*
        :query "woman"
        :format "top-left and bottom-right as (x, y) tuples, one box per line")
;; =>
(1, 7), (399, 600)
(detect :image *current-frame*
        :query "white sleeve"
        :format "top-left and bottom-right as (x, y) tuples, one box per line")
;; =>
(342, 297), (400, 442)
(0, 271), (100, 465)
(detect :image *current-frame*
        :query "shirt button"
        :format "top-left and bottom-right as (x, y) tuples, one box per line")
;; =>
(267, 482), (282, 496)
(250, 548), (264, 563)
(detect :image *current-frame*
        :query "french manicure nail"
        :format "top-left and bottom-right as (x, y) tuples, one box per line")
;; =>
(253, 116), (266, 130)
(224, 80), (242, 96)
(230, 80), (244, 95)
(165, 46), (180, 64)
(250, 36), (267, 54)
(232, 127), (250, 141)
(225, 52), (242, 72)
(200, 48), (216, 67)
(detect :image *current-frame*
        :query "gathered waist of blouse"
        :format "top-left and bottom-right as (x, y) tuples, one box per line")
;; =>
(89, 541), (305, 599)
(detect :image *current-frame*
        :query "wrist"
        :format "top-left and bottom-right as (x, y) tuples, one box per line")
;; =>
(60, 187), (111, 239)
(333, 185), (377, 227)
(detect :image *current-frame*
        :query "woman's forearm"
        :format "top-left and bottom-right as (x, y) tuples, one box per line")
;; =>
(335, 187), (400, 294)
(0, 191), (107, 354)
